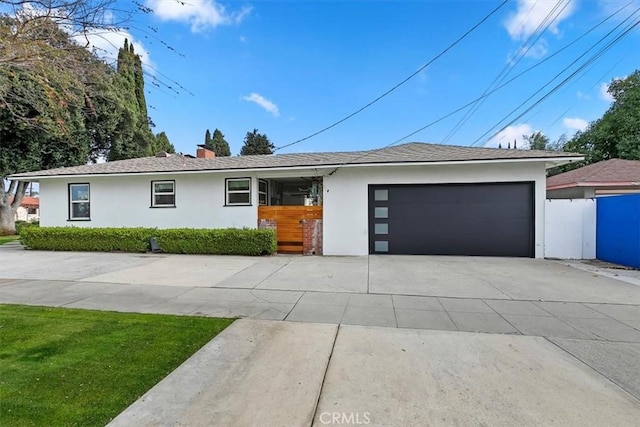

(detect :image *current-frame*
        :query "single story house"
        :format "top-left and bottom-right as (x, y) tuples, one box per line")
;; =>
(9, 142), (581, 257)
(10, 195), (40, 222)
(547, 158), (640, 199)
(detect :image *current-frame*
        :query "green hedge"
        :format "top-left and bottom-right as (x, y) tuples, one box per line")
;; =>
(155, 228), (277, 256)
(20, 227), (277, 256)
(15, 220), (40, 235)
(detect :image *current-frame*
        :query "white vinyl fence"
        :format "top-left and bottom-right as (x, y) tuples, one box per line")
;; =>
(544, 199), (596, 259)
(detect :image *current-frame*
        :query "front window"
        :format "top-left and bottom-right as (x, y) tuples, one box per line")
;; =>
(152, 181), (175, 207)
(259, 179), (268, 205)
(226, 178), (251, 205)
(69, 183), (90, 220)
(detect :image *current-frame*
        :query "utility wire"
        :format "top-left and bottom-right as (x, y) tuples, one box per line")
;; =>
(544, 53), (627, 129)
(274, 0), (510, 152)
(441, 0), (575, 144)
(471, 13), (640, 147)
(384, 7), (633, 149)
(322, 7), (638, 175)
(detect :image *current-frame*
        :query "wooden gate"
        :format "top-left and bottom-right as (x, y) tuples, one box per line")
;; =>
(258, 206), (323, 254)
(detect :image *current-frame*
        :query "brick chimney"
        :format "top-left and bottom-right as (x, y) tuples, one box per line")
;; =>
(196, 145), (215, 159)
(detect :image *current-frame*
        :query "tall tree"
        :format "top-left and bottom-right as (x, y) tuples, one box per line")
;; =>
(204, 129), (212, 148)
(0, 13), (122, 233)
(240, 129), (274, 155)
(211, 128), (231, 156)
(108, 39), (154, 160)
(524, 131), (550, 150)
(0, 2), (168, 233)
(151, 132), (175, 154)
(564, 71), (640, 164)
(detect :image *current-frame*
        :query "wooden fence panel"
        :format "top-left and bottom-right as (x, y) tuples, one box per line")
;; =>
(258, 206), (323, 254)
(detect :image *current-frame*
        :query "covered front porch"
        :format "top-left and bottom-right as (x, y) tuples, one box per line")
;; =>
(257, 176), (323, 255)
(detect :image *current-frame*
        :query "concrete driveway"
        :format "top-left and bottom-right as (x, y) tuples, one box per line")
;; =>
(2, 245), (640, 425)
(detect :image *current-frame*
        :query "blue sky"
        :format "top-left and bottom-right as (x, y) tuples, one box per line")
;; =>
(96, 0), (638, 155)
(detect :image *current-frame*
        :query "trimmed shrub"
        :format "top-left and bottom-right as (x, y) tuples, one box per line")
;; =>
(16, 220), (39, 235)
(20, 227), (153, 252)
(155, 228), (277, 256)
(20, 227), (277, 256)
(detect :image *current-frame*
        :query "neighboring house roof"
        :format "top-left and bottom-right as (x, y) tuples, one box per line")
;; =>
(547, 158), (640, 190)
(9, 142), (582, 180)
(8, 196), (39, 208)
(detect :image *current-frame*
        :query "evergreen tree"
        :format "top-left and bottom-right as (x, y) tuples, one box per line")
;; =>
(211, 128), (231, 156)
(204, 129), (212, 148)
(152, 132), (175, 154)
(110, 39), (154, 160)
(240, 129), (274, 155)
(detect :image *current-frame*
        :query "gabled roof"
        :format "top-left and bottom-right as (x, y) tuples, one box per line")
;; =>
(9, 196), (39, 208)
(547, 158), (640, 190)
(9, 142), (582, 180)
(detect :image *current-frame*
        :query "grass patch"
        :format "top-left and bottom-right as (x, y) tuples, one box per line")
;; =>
(0, 235), (19, 245)
(0, 304), (234, 426)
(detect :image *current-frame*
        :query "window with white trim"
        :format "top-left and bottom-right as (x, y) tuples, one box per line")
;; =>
(151, 181), (175, 207)
(69, 183), (90, 220)
(226, 178), (251, 205)
(258, 179), (268, 205)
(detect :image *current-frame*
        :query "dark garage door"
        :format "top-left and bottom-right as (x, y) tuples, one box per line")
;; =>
(369, 183), (534, 257)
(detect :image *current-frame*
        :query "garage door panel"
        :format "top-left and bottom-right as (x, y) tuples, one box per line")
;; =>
(369, 183), (534, 257)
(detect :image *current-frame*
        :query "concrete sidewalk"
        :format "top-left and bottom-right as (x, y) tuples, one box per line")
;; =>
(2, 278), (640, 342)
(2, 247), (640, 425)
(107, 319), (640, 427)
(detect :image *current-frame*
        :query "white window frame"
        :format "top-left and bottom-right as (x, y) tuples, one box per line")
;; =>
(226, 178), (252, 206)
(151, 180), (176, 208)
(69, 183), (90, 220)
(258, 179), (269, 206)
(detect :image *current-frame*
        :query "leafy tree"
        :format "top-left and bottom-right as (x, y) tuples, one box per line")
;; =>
(204, 129), (212, 148)
(0, 14), (117, 232)
(240, 129), (274, 155)
(564, 71), (640, 164)
(211, 129), (231, 156)
(0, 3), (168, 233)
(524, 131), (550, 150)
(151, 132), (175, 154)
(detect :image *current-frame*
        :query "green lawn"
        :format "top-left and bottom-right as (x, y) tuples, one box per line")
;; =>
(0, 305), (234, 426)
(0, 235), (20, 245)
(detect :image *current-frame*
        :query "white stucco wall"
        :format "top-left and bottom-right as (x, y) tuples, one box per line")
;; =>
(39, 172), (262, 229)
(544, 199), (596, 259)
(38, 161), (549, 257)
(322, 162), (548, 257)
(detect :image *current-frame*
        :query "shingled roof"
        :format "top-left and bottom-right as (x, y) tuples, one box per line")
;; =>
(547, 158), (640, 189)
(10, 142), (582, 179)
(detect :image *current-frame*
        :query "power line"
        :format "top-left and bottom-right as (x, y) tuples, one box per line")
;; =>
(441, 0), (575, 144)
(274, 0), (510, 152)
(375, 2), (634, 150)
(471, 12), (640, 147)
(322, 8), (638, 175)
(544, 53), (627, 129)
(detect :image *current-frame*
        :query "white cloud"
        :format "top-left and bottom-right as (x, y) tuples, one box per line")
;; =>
(146, 0), (252, 33)
(599, 82), (615, 102)
(576, 90), (590, 100)
(509, 39), (549, 62)
(75, 29), (153, 70)
(504, 0), (577, 40)
(243, 93), (280, 117)
(563, 117), (589, 132)
(485, 123), (533, 148)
